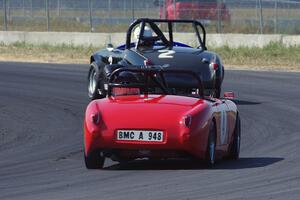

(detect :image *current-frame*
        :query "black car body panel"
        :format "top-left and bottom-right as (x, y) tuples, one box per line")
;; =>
(89, 18), (224, 99)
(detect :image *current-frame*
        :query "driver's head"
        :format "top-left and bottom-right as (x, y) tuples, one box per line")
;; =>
(134, 26), (153, 48)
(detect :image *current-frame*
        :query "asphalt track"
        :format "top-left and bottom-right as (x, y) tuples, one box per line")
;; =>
(0, 62), (299, 200)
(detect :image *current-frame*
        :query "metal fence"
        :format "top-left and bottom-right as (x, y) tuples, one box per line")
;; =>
(0, 0), (299, 34)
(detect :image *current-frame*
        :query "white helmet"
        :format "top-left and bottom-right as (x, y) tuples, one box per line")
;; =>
(134, 26), (153, 41)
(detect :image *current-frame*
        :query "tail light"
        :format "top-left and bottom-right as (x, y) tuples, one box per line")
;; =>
(182, 115), (192, 128)
(210, 62), (219, 71)
(91, 113), (101, 125)
(224, 91), (235, 99)
(112, 87), (140, 96)
(144, 59), (153, 66)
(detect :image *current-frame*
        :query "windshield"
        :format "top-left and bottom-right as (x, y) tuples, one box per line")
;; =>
(108, 67), (204, 98)
(128, 19), (205, 50)
(176, 0), (217, 2)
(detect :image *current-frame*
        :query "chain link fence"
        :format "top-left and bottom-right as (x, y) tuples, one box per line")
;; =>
(0, 0), (299, 34)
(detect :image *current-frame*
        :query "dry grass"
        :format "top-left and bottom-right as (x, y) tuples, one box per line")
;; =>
(230, 8), (300, 20)
(210, 42), (300, 71)
(0, 42), (299, 71)
(0, 42), (97, 63)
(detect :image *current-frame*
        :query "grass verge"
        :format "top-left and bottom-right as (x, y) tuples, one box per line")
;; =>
(210, 42), (300, 71)
(0, 42), (299, 71)
(0, 42), (97, 64)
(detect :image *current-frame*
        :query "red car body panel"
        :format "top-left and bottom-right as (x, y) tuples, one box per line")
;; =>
(161, 0), (231, 21)
(84, 94), (237, 160)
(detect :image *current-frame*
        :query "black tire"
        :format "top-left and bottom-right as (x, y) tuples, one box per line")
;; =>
(84, 150), (105, 169)
(229, 114), (241, 160)
(205, 122), (217, 167)
(214, 66), (224, 98)
(214, 86), (221, 98)
(88, 62), (106, 100)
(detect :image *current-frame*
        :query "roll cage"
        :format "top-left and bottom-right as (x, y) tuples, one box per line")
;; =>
(107, 66), (205, 98)
(125, 18), (207, 50)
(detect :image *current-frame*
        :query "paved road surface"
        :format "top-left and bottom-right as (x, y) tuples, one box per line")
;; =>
(0, 62), (299, 200)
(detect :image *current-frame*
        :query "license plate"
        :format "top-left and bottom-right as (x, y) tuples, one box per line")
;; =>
(117, 130), (164, 142)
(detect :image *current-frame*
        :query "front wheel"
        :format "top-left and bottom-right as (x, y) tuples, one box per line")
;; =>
(214, 86), (221, 98)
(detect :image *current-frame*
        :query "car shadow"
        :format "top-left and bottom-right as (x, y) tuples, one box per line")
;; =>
(103, 157), (283, 170)
(232, 99), (262, 105)
(214, 157), (284, 170)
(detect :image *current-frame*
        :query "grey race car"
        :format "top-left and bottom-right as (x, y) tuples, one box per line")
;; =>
(88, 18), (224, 99)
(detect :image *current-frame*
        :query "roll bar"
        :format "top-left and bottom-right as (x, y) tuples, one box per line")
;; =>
(108, 66), (205, 98)
(125, 18), (207, 50)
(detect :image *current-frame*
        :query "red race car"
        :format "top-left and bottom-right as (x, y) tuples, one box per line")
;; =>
(83, 66), (241, 169)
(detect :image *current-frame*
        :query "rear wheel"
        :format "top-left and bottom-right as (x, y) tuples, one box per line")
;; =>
(84, 150), (105, 169)
(214, 67), (224, 98)
(214, 86), (221, 98)
(205, 122), (217, 167)
(229, 114), (241, 160)
(88, 62), (106, 100)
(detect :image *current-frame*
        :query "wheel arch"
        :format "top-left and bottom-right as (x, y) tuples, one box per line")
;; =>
(90, 54), (106, 69)
(90, 55), (95, 64)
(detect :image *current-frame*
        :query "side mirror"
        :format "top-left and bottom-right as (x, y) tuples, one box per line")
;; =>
(224, 91), (235, 99)
(106, 43), (114, 52)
